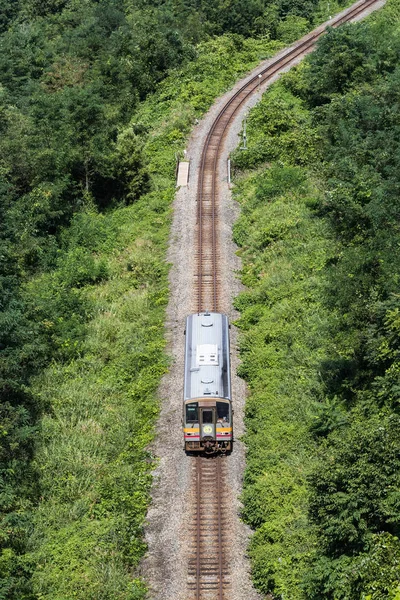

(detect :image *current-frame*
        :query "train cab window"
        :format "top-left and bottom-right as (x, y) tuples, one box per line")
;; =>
(217, 402), (230, 424)
(186, 403), (198, 423)
(202, 410), (213, 424)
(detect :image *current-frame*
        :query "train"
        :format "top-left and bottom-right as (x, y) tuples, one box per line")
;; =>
(183, 311), (233, 453)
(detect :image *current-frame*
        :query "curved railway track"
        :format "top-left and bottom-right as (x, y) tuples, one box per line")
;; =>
(195, 0), (382, 314)
(189, 0), (384, 597)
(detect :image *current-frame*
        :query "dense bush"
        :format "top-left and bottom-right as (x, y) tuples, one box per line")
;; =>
(232, 161), (333, 598)
(232, 0), (400, 597)
(0, 0), (381, 595)
(0, 5), (294, 595)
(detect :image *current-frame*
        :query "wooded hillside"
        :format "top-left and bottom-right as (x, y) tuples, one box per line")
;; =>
(0, 0), (338, 597)
(232, 0), (400, 597)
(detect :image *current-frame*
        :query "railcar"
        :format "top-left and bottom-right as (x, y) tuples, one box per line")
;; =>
(183, 311), (232, 453)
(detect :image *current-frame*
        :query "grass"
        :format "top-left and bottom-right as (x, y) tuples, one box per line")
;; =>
(233, 165), (335, 597)
(230, 69), (339, 596)
(23, 34), (288, 600)
(23, 7), (364, 593)
(25, 196), (169, 600)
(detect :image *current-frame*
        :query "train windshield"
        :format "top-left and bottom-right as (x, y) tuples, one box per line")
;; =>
(217, 402), (229, 423)
(202, 409), (213, 424)
(186, 403), (198, 423)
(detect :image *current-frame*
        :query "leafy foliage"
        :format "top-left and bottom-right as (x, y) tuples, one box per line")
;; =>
(0, 4), (296, 596)
(233, 0), (400, 597)
(0, 0), (383, 595)
(232, 163), (334, 598)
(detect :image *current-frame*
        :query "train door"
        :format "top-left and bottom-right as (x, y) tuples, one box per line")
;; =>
(199, 407), (216, 441)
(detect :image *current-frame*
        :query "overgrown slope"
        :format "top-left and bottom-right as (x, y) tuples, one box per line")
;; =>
(0, 0), (365, 596)
(0, 13), (287, 598)
(232, 0), (400, 597)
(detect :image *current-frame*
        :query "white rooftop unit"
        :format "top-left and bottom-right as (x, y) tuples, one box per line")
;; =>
(196, 344), (219, 366)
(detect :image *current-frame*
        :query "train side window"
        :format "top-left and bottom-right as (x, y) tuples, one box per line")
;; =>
(216, 402), (229, 423)
(186, 403), (198, 423)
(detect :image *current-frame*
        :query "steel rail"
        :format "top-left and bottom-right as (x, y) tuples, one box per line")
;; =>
(198, 0), (379, 160)
(216, 458), (224, 600)
(196, 457), (202, 600)
(189, 457), (228, 600)
(207, 0), (380, 155)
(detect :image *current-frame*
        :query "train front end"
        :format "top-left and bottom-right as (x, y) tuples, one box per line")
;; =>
(183, 312), (232, 453)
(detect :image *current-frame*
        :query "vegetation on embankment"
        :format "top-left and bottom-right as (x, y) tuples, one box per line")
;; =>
(233, 164), (333, 597)
(0, 35), (282, 600)
(232, 0), (400, 597)
(1, 0), (340, 594)
(23, 35), (289, 600)
(0, 0), (375, 596)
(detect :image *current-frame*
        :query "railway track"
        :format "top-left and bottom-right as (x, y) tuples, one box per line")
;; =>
(189, 0), (383, 597)
(187, 457), (229, 600)
(194, 0), (382, 314)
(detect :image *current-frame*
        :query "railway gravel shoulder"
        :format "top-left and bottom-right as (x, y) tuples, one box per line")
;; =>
(140, 77), (260, 600)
